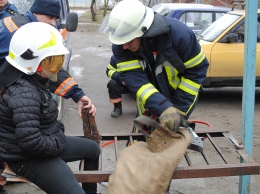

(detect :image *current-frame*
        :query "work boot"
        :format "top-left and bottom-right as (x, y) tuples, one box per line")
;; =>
(111, 102), (122, 117)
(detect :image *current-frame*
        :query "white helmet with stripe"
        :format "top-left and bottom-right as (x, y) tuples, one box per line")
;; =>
(99, 0), (154, 45)
(6, 22), (69, 76)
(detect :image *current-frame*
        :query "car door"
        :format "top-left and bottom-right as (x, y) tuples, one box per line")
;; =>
(209, 17), (260, 80)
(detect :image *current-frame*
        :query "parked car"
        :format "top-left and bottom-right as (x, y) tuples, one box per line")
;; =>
(152, 3), (230, 34)
(198, 9), (260, 88)
(9, 0), (78, 119)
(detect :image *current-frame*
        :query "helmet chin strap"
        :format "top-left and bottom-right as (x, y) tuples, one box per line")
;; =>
(35, 65), (49, 79)
(36, 65), (43, 72)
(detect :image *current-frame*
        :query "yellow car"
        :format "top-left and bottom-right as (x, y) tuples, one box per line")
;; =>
(199, 9), (260, 87)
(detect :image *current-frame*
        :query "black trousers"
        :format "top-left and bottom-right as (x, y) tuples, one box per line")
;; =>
(8, 136), (101, 194)
(107, 79), (130, 100)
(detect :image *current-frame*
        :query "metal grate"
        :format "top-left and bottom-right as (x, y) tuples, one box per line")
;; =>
(73, 130), (260, 183)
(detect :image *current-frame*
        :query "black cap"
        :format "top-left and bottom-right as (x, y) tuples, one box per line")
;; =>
(30, 0), (61, 19)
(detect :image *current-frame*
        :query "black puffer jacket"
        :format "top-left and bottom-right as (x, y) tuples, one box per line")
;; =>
(0, 74), (66, 162)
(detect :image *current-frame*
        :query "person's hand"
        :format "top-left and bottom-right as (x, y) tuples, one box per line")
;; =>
(77, 96), (96, 118)
(159, 107), (181, 132)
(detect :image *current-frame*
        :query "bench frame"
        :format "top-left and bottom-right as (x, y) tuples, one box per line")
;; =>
(72, 130), (260, 183)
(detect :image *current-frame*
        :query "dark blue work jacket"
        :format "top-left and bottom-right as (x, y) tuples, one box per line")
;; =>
(0, 3), (18, 19)
(110, 14), (209, 118)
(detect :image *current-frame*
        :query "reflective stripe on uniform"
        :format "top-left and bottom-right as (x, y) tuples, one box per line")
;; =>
(110, 98), (122, 104)
(155, 62), (163, 77)
(107, 64), (117, 78)
(178, 77), (201, 96)
(108, 70), (116, 78)
(139, 60), (146, 70)
(136, 83), (159, 106)
(184, 48), (205, 68)
(155, 62), (180, 90)
(54, 77), (77, 96)
(117, 60), (142, 72)
(3, 17), (18, 33)
(136, 98), (146, 116)
(164, 62), (180, 90)
(186, 93), (198, 115)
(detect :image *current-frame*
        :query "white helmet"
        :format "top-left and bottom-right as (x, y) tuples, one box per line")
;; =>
(6, 22), (69, 76)
(99, 0), (154, 45)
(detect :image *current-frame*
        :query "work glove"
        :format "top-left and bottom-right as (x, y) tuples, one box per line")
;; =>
(179, 118), (196, 130)
(159, 107), (181, 132)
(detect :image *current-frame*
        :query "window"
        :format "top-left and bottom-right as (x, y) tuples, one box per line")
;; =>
(179, 12), (212, 32)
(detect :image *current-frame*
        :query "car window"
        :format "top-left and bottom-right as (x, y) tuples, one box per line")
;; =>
(232, 22), (245, 42)
(200, 13), (241, 41)
(216, 12), (226, 20)
(179, 12), (212, 32)
(231, 15), (260, 43)
(157, 8), (171, 16)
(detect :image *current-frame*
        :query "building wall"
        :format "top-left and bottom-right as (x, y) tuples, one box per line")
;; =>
(201, 0), (232, 7)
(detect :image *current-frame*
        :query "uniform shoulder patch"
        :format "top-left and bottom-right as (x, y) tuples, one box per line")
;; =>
(7, 9), (17, 16)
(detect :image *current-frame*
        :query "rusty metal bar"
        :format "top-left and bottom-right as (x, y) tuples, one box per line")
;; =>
(201, 151), (211, 165)
(74, 162), (260, 182)
(79, 159), (84, 171)
(72, 131), (260, 183)
(206, 133), (228, 164)
(99, 144), (102, 170)
(237, 149), (258, 163)
(172, 163), (260, 179)
(129, 135), (134, 145)
(114, 136), (119, 160)
(223, 132), (244, 149)
(184, 153), (192, 166)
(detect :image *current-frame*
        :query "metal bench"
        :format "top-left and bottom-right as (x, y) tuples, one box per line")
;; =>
(72, 130), (260, 183)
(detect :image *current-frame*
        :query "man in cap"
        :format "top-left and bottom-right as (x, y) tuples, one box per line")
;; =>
(0, 0), (93, 118)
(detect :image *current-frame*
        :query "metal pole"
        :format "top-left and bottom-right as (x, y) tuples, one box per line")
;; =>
(239, 0), (258, 193)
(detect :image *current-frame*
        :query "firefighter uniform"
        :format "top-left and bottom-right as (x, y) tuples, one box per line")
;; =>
(106, 58), (132, 117)
(0, 11), (84, 102)
(110, 14), (209, 119)
(106, 58), (130, 103)
(0, 2), (18, 19)
(100, 1), (205, 192)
